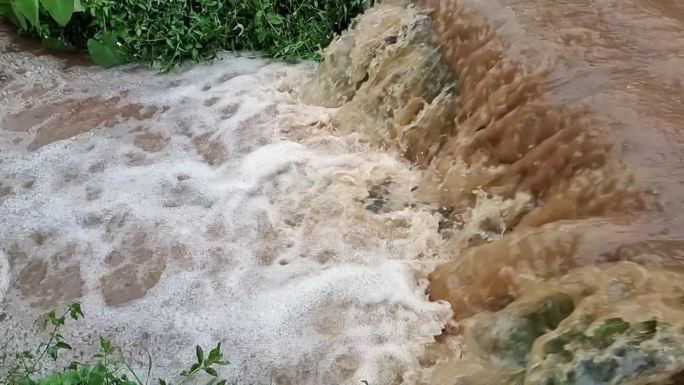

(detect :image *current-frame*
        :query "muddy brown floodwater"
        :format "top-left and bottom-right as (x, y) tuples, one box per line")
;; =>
(308, 0), (684, 383)
(2, 0), (684, 384)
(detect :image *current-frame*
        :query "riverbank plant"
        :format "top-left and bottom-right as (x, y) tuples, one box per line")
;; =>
(0, 0), (371, 71)
(0, 303), (231, 385)
(1, 304), (376, 385)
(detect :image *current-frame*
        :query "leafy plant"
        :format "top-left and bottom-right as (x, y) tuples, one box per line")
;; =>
(0, 0), (121, 65)
(240, 0), (372, 61)
(86, 32), (126, 68)
(0, 303), (230, 385)
(0, 0), (372, 71)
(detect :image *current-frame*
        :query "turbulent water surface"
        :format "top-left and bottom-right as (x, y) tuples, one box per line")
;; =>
(2, 0), (684, 384)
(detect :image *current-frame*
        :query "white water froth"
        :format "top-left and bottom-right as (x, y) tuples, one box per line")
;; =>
(0, 250), (8, 304)
(0, 43), (451, 384)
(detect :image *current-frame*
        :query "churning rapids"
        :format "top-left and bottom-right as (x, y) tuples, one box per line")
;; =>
(2, 0), (684, 384)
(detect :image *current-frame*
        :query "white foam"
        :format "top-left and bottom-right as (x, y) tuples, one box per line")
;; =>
(0, 250), (8, 304)
(0, 46), (451, 385)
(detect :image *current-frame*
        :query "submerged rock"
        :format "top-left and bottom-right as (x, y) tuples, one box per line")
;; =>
(304, 2), (459, 166)
(468, 293), (575, 368)
(432, 263), (684, 385)
(526, 318), (684, 385)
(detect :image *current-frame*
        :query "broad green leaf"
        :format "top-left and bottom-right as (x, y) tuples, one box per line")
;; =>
(73, 0), (83, 12)
(11, 2), (27, 29)
(11, 0), (38, 26)
(60, 370), (81, 385)
(87, 33), (126, 68)
(39, 0), (73, 26)
(88, 363), (106, 385)
(203, 367), (217, 377)
(0, 2), (12, 16)
(0, 2), (23, 27)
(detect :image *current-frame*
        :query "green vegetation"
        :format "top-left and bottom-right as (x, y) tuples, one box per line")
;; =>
(0, 303), (231, 385)
(1, 304), (377, 385)
(0, 0), (371, 71)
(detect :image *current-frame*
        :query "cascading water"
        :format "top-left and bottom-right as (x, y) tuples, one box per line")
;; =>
(305, 0), (684, 384)
(2, 0), (684, 384)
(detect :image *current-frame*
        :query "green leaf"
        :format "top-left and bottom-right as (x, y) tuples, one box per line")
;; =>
(55, 341), (72, 350)
(72, 0), (83, 12)
(207, 343), (221, 365)
(99, 337), (111, 353)
(0, 2), (23, 27)
(47, 346), (58, 360)
(203, 368), (217, 377)
(158, 379), (167, 385)
(69, 303), (84, 320)
(11, 0), (38, 26)
(39, 0), (73, 26)
(48, 310), (65, 327)
(11, 3), (27, 29)
(60, 370), (80, 385)
(88, 33), (127, 68)
(38, 373), (63, 385)
(195, 345), (204, 365)
(266, 12), (284, 25)
(88, 363), (106, 385)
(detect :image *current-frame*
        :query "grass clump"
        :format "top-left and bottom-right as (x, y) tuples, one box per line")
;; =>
(0, 303), (231, 385)
(0, 0), (371, 71)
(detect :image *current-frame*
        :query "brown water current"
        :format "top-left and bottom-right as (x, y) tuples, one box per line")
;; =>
(307, 0), (684, 383)
(2, 0), (684, 383)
